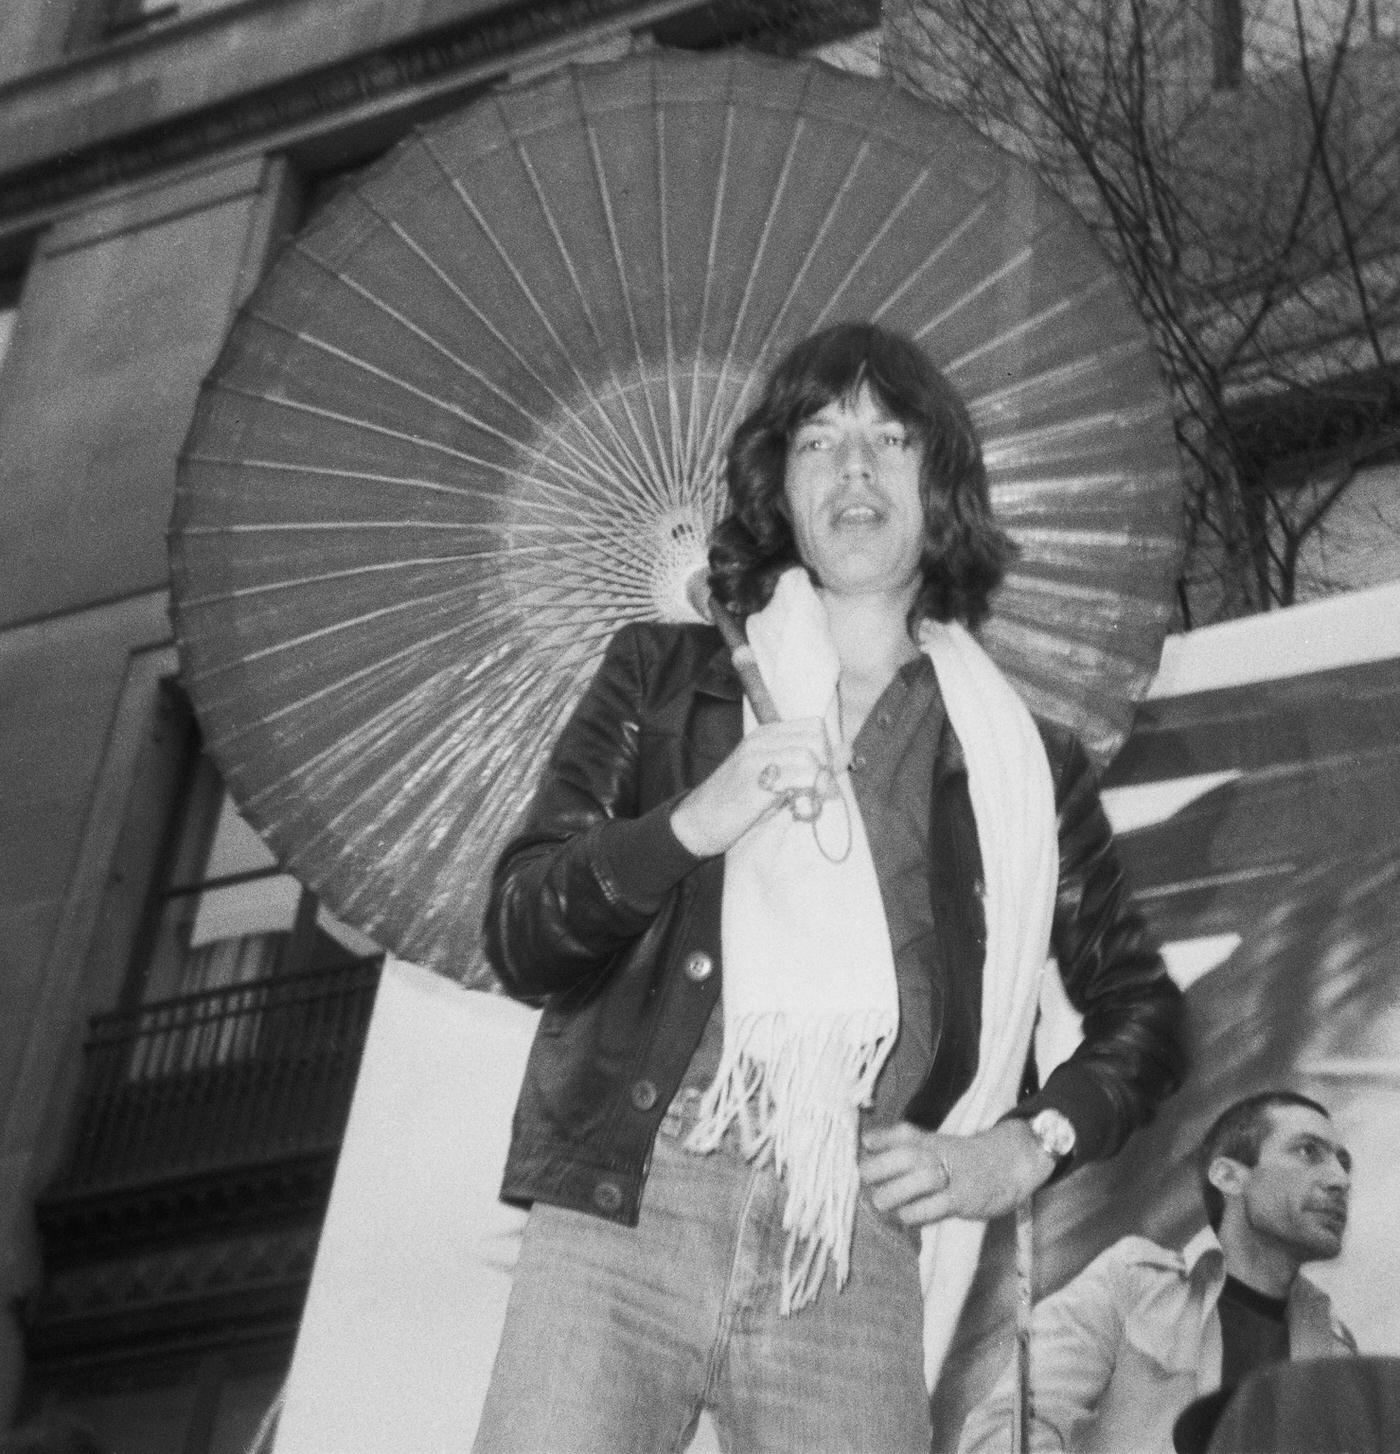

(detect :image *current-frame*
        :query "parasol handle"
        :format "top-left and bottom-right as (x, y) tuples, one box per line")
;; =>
(684, 571), (782, 725)
(1013, 1194), (1034, 1454)
(684, 571), (836, 829)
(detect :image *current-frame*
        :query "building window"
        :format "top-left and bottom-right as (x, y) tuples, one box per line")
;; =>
(136, 749), (379, 1004)
(123, 739), (381, 1083)
(123, 685), (379, 1008)
(69, 678), (384, 1112)
(1288, 457), (1400, 601)
(1231, 371), (1400, 605)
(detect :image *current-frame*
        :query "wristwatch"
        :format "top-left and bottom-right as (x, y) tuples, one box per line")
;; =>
(1028, 1108), (1077, 1164)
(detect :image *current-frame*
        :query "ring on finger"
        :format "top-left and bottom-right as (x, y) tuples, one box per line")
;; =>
(758, 763), (781, 792)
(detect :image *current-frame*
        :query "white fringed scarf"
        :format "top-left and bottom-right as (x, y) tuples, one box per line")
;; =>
(684, 571), (899, 1310)
(686, 571), (1058, 1377)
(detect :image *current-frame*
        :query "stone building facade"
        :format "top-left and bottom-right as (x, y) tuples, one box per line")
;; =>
(0, 1), (874, 1445)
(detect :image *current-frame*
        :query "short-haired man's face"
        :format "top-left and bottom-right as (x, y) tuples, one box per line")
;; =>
(782, 384), (925, 606)
(1223, 1104), (1351, 1262)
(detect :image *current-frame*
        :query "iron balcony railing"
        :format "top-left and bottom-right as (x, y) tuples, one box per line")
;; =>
(52, 959), (381, 1196)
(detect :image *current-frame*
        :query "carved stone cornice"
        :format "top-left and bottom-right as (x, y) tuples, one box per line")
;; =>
(24, 1153), (340, 1370)
(23, 1223), (321, 1369)
(0, 0), (691, 233)
(35, 1153), (340, 1265)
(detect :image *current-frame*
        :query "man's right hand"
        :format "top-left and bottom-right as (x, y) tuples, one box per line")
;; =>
(669, 717), (841, 857)
(859, 1119), (1056, 1227)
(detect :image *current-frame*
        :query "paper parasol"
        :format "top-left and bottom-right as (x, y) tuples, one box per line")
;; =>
(170, 49), (1183, 981)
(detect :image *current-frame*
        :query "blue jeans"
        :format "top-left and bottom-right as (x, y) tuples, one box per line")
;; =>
(473, 1090), (931, 1454)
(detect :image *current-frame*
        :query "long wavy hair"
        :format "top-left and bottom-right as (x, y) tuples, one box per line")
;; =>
(707, 322), (1016, 631)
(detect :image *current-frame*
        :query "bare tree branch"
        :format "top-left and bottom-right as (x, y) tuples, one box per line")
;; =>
(886, 0), (1400, 622)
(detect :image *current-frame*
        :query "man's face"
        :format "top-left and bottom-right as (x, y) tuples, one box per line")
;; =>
(782, 384), (926, 606)
(1232, 1105), (1351, 1262)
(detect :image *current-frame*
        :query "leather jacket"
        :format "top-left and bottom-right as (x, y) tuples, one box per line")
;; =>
(485, 623), (1185, 1227)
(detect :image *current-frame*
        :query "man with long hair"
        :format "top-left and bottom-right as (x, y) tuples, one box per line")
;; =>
(476, 323), (1184, 1453)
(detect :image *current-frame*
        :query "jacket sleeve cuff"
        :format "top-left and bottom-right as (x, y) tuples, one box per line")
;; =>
(1006, 1062), (1117, 1171)
(592, 794), (703, 914)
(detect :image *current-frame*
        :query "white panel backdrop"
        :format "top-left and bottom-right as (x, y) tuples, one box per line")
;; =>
(276, 961), (534, 1452)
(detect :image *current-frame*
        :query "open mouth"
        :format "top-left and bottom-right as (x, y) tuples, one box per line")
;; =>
(832, 503), (883, 527)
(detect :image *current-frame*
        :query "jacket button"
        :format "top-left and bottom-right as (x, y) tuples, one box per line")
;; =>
(683, 950), (714, 982)
(629, 1079), (659, 1112)
(592, 1179), (623, 1213)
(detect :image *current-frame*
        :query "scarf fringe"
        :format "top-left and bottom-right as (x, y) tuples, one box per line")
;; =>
(684, 1011), (896, 1312)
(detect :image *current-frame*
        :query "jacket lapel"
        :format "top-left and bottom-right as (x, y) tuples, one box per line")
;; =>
(686, 643), (742, 778)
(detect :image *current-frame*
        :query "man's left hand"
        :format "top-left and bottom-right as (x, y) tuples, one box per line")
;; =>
(858, 1118), (1057, 1227)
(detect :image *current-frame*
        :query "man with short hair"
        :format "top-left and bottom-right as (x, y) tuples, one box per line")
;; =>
(958, 1090), (1356, 1454)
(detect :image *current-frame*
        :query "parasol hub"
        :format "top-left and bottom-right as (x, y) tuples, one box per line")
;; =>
(649, 505), (711, 624)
